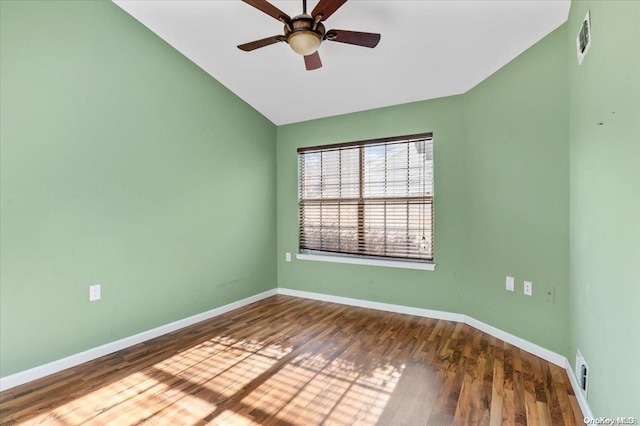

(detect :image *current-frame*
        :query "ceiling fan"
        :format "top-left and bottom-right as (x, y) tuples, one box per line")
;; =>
(237, 0), (381, 71)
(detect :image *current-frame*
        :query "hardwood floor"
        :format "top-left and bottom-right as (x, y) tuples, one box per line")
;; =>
(0, 295), (582, 425)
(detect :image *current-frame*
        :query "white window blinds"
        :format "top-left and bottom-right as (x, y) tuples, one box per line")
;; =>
(298, 133), (434, 261)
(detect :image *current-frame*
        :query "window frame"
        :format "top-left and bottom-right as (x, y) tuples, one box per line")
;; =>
(297, 133), (435, 270)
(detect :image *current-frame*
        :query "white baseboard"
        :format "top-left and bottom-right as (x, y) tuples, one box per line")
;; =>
(278, 287), (563, 364)
(463, 316), (566, 367)
(277, 288), (464, 322)
(0, 286), (595, 419)
(0, 289), (277, 392)
(565, 358), (594, 419)
(277, 287), (593, 417)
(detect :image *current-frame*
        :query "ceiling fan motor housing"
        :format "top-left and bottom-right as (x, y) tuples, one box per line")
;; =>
(285, 15), (325, 55)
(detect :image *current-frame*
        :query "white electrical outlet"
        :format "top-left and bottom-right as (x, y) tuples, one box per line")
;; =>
(506, 276), (515, 292)
(285, 252), (291, 262)
(89, 284), (101, 301)
(524, 281), (533, 296)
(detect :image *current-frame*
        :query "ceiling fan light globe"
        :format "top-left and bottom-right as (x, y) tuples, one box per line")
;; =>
(289, 31), (321, 56)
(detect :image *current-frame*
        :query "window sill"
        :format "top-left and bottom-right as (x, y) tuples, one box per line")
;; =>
(295, 253), (436, 271)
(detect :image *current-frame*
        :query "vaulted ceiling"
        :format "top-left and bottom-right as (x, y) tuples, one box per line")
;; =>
(113, 0), (570, 125)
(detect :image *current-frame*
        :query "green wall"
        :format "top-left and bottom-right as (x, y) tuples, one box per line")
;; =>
(277, 25), (570, 355)
(277, 96), (467, 314)
(567, 0), (640, 418)
(462, 25), (570, 355)
(0, 0), (277, 376)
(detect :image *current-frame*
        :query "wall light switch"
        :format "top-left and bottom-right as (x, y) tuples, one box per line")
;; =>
(506, 276), (514, 292)
(285, 252), (291, 262)
(89, 284), (101, 301)
(524, 281), (533, 296)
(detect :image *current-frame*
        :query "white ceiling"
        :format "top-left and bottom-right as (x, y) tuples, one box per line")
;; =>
(113, 0), (570, 125)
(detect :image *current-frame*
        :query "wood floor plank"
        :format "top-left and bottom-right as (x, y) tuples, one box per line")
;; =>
(0, 295), (582, 425)
(489, 341), (504, 426)
(537, 401), (552, 426)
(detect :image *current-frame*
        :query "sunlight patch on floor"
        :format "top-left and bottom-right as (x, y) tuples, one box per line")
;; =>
(211, 409), (261, 425)
(237, 352), (404, 425)
(27, 371), (162, 424)
(19, 334), (293, 424)
(17, 334), (403, 425)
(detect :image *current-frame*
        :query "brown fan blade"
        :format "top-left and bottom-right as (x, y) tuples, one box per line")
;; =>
(242, 0), (290, 22)
(325, 29), (380, 48)
(238, 35), (285, 52)
(311, 0), (348, 21)
(304, 51), (322, 70)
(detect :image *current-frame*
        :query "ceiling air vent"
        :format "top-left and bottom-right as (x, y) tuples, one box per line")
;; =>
(576, 11), (592, 65)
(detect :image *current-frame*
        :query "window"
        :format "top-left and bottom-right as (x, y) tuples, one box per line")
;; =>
(298, 133), (434, 263)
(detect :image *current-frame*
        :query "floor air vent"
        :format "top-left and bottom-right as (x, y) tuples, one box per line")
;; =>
(575, 349), (589, 398)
